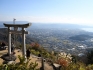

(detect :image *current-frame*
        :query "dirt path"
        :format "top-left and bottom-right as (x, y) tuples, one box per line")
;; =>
(0, 49), (53, 70)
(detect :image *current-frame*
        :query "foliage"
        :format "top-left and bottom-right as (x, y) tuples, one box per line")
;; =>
(30, 42), (40, 51)
(65, 63), (80, 70)
(29, 42), (56, 60)
(86, 64), (93, 70)
(87, 51), (93, 65)
(56, 52), (72, 67)
(31, 49), (40, 56)
(60, 62), (87, 70)
(0, 55), (39, 70)
(71, 55), (78, 63)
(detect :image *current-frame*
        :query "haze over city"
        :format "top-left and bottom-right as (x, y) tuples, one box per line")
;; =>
(0, 0), (93, 26)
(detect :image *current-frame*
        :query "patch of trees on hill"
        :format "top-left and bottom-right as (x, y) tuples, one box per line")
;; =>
(69, 34), (93, 41)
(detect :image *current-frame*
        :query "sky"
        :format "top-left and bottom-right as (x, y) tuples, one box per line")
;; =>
(0, 0), (93, 26)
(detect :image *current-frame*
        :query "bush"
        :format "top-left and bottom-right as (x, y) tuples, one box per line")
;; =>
(86, 64), (93, 70)
(56, 52), (72, 67)
(0, 55), (39, 70)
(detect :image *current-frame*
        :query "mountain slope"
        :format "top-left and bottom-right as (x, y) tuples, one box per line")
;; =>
(69, 34), (93, 41)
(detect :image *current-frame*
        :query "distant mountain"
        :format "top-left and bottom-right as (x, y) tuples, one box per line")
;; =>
(30, 23), (92, 29)
(0, 21), (92, 29)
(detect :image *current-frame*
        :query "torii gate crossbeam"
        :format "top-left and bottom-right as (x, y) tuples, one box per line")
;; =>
(3, 23), (31, 59)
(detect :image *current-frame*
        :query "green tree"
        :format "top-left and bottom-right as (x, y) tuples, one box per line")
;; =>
(87, 51), (93, 65)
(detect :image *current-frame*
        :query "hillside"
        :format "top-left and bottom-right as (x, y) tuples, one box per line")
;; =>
(0, 28), (33, 44)
(69, 34), (93, 41)
(0, 28), (8, 43)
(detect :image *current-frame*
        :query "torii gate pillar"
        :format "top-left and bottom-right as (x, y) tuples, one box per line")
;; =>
(8, 27), (12, 55)
(22, 27), (26, 58)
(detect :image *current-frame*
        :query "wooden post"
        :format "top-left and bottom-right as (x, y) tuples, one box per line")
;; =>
(40, 58), (44, 70)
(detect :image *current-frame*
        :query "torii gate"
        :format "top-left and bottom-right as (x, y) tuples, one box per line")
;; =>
(3, 23), (31, 59)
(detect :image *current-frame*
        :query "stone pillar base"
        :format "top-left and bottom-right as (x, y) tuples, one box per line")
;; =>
(1, 53), (16, 62)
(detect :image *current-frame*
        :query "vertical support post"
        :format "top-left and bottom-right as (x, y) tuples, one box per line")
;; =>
(40, 58), (44, 70)
(22, 27), (26, 59)
(13, 18), (16, 47)
(8, 27), (11, 55)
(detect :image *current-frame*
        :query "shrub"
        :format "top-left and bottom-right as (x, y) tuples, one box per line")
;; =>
(0, 55), (39, 70)
(31, 42), (40, 51)
(56, 52), (72, 67)
(86, 64), (93, 70)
